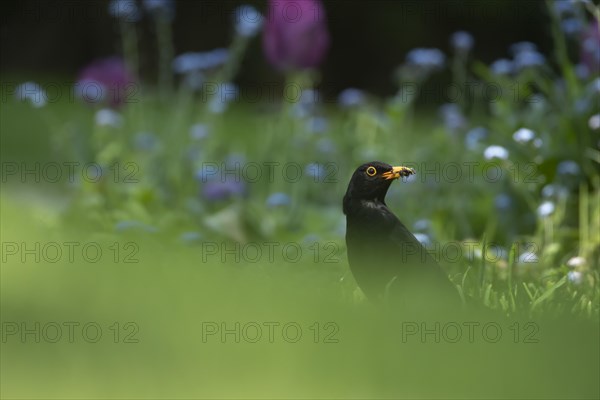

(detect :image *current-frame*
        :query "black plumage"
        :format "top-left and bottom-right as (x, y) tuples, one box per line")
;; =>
(343, 161), (457, 304)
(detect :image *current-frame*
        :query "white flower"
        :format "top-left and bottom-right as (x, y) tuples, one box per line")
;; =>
(15, 82), (46, 108)
(513, 127), (535, 143)
(566, 256), (586, 269)
(413, 233), (432, 247)
(567, 271), (583, 284)
(234, 5), (263, 37)
(95, 108), (123, 127)
(518, 251), (539, 264)
(537, 200), (555, 217)
(484, 145), (509, 160)
(588, 114), (600, 130)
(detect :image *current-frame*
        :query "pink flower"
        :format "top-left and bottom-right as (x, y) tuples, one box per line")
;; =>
(262, 0), (330, 71)
(76, 57), (136, 107)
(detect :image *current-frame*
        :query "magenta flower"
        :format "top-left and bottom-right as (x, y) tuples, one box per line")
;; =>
(76, 57), (136, 107)
(262, 0), (330, 71)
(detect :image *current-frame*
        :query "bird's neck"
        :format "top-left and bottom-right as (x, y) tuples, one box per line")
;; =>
(343, 196), (388, 217)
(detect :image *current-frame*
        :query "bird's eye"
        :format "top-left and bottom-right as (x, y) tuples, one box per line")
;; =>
(366, 166), (377, 176)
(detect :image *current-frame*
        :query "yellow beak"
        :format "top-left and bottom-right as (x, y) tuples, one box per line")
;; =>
(382, 166), (416, 180)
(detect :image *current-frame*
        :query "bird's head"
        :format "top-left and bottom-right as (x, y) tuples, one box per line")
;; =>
(344, 161), (415, 204)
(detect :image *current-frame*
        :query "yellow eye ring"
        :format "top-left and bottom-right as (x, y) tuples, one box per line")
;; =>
(366, 166), (377, 176)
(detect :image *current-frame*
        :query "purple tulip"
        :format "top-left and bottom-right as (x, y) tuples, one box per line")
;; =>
(76, 57), (136, 107)
(262, 0), (330, 71)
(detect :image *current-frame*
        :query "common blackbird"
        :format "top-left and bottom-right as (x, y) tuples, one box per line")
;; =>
(343, 161), (457, 305)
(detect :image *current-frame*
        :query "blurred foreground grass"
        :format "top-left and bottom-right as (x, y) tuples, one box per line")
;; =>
(2, 184), (599, 399)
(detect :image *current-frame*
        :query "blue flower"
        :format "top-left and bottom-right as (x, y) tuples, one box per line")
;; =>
(413, 219), (431, 232)
(133, 132), (159, 151)
(108, 0), (141, 22)
(190, 123), (210, 140)
(338, 88), (366, 108)
(316, 138), (336, 154)
(514, 50), (546, 71)
(115, 220), (158, 233)
(234, 5), (263, 37)
(557, 160), (580, 176)
(306, 117), (329, 134)
(172, 49), (230, 74)
(561, 18), (583, 36)
(450, 31), (474, 52)
(266, 192), (291, 208)
(494, 193), (512, 210)
(180, 231), (202, 244)
(575, 63), (589, 80)
(292, 89), (320, 118)
(541, 184), (568, 199)
(465, 126), (488, 150)
(305, 163), (324, 180)
(15, 82), (46, 108)
(553, 0), (577, 18)
(95, 108), (123, 127)
(302, 234), (321, 246)
(439, 103), (466, 132)
(208, 82), (239, 114)
(406, 48), (446, 72)
(134, 132), (159, 151)
(509, 41), (538, 56)
(224, 152), (246, 168)
(143, 0), (175, 20)
(490, 59), (514, 75)
(202, 179), (246, 202)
